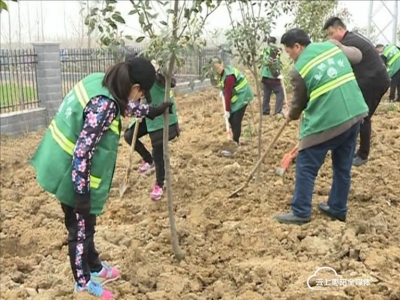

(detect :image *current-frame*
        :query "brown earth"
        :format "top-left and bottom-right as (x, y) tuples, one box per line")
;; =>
(1, 88), (400, 300)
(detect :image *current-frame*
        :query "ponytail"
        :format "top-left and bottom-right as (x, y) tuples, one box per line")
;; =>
(102, 62), (131, 113)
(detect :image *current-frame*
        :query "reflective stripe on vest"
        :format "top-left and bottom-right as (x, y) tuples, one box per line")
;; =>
(220, 68), (248, 103)
(309, 72), (355, 101)
(384, 45), (400, 70)
(74, 80), (120, 135)
(48, 119), (101, 189)
(298, 46), (354, 117)
(299, 47), (342, 78)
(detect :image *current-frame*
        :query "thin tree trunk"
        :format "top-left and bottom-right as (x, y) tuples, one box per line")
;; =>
(87, 0), (91, 48)
(8, 0), (11, 47)
(17, 1), (21, 47)
(40, 1), (44, 41)
(252, 59), (263, 181)
(27, 2), (32, 43)
(163, 0), (185, 263)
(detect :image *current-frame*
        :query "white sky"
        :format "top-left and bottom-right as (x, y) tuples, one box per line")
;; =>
(0, 0), (399, 46)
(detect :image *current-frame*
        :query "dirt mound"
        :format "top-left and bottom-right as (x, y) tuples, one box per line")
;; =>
(1, 89), (400, 300)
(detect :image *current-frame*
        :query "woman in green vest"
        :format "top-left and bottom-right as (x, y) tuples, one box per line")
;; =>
(124, 57), (180, 201)
(274, 29), (369, 225)
(30, 57), (173, 299)
(210, 57), (254, 156)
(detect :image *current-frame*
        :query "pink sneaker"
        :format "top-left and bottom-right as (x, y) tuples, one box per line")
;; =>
(90, 262), (120, 286)
(75, 280), (114, 299)
(150, 184), (163, 201)
(138, 161), (155, 174)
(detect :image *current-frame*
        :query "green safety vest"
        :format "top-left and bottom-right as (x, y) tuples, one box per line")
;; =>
(219, 66), (254, 113)
(260, 45), (281, 79)
(294, 42), (369, 140)
(30, 73), (121, 215)
(129, 80), (178, 132)
(382, 45), (400, 78)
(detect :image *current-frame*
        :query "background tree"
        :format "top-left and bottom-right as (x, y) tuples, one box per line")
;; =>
(224, 0), (292, 181)
(352, 25), (378, 44)
(289, 0), (352, 42)
(85, 0), (222, 262)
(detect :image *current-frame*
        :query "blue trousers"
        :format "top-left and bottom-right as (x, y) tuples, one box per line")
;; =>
(291, 122), (361, 218)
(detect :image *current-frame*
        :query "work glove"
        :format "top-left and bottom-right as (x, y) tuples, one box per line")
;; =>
(219, 91), (224, 98)
(277, 74), (283, 80)
(147, 101), (174, 120)
(75, 193), (91, 216)
(224, 111), (230, 119)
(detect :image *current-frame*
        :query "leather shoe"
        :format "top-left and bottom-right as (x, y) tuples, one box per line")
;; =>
(274, 212), (310, 225)
(318, 202), (346, 222)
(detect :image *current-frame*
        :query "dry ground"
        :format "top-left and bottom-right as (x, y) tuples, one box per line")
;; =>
(1, 88), (400, 300)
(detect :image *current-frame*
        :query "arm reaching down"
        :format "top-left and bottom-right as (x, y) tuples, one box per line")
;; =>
(72, 96), (118, 214)
(288, 68), (308, 120)
(223, 74), (236, 112)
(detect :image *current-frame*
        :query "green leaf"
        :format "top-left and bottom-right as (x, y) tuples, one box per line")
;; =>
(166, 9), (174, 14)
(90, 7), (99, 16)
(125, 35), (133, 40)
(128, 9), (139, 15)
(160, 20), (168, 26)
(184, 8), (191, 19)
(105, 0), (117, 4)
(136, 36), (145, 43)
(112, 13), (126, 24)
(0, 0), (8, 12)
(139, 13), (145, 24)
(98, 26), (104, 33)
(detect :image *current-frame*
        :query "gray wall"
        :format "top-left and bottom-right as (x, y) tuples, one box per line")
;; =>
(0, 42), (211, 137)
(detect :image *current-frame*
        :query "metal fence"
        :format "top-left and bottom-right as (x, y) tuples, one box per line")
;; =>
(0, 46), (220, 113)
(60, 46), (220, 97)
(0, 49), (39, 113)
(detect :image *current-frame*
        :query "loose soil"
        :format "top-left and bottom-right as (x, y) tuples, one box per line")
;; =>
(1, 88), (400, 300)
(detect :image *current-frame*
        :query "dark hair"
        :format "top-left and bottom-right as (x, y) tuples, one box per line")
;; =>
(268, 36), (277, 44)
(375, 44), (384, 49)
(125, 52), (138, 61)
(103, 57), (156, 112)
(280, 28), (311, 48)
(323, 17), (347, 31)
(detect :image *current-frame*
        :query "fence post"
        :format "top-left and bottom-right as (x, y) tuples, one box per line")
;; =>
(32, 42), (62, 123)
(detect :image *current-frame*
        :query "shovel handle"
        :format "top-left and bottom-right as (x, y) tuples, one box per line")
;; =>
(125, 117), (142, 177)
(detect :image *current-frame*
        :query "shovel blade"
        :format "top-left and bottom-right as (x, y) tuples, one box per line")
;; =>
(275, 167), (286, 177)
(119, 180), (128, 198)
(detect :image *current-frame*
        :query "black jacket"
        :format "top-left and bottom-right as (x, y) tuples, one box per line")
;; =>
(341, 31), (390, 90)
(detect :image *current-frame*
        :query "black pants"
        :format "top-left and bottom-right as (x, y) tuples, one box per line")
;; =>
(389, 70), (400, 101)
(62, 203), (102, 286)
(124, 120), (165, 187)
(357, 82), (389, 159)
(229, 105), (247, 144)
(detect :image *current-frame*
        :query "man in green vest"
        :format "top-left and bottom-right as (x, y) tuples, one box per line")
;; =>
(274, 29), (369, 225)
(29, 57), (173, 299)
(210, 57), (254, 156)
(260, 36), (285, 116)
(124, 57), (180, 201)
(376, 44), (400, 102)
